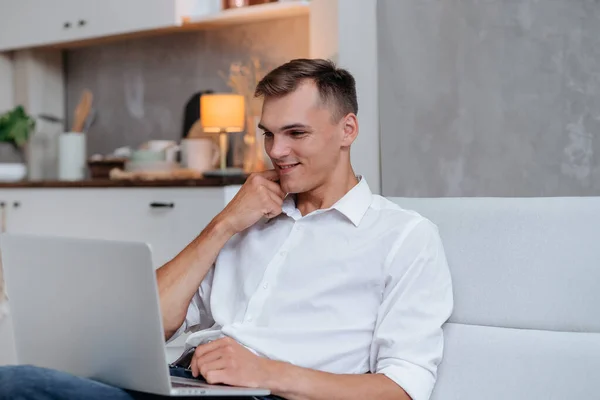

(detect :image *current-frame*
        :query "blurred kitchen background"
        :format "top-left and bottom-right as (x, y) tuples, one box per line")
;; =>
(0, 0), (357, 364)
(2, 0), (600, 364)
(0, 0), (316, 182)
(66, 15), (307, 167)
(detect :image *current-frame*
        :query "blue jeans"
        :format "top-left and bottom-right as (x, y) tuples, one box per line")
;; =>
(0, 365), (279, 399)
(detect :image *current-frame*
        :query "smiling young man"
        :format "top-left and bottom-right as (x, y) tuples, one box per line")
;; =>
(0, 59), (453, 400)
(155, 59), (454, 400)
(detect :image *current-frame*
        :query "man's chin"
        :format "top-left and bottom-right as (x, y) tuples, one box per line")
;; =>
(279, 178), (300, 195)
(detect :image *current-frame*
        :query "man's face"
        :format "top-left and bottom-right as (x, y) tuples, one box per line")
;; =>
(259, 81), (349, 194)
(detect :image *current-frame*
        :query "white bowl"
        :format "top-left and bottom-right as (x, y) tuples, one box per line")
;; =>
(125, 160), (179, 173)
(0, 163), (27, 182)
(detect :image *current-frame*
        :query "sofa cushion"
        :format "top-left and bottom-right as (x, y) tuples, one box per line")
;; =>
(390, 197), (600, 333)
(431, 323), (600, 400)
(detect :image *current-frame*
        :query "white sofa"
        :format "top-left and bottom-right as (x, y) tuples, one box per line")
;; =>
(1, 197), (599, 399)
(391, 197), (600, 400)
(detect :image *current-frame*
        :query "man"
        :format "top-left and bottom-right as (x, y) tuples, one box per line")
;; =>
(0, 59), (453, 400)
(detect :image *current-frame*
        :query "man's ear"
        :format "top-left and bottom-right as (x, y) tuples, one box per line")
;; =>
(341, 113), (359, 147)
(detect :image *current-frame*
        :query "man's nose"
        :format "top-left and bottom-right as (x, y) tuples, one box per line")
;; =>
(267, 136), (290, 159)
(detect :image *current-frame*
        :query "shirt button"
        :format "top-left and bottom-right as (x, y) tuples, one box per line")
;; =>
(245, 315), (253, 322)
(279, 250), (287, 257)
(263, 282), (269, 289)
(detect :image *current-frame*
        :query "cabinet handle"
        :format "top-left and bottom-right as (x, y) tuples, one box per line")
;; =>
(149, 202), (175, 209)
(63, 21), (71, 29)
(12, 202), (20, 208)
(78, 19), (87, 27)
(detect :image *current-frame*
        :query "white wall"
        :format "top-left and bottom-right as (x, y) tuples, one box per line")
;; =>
(310, 0), (381, 194)
(0, 53), (14, 112)
(13, 49), (64, 180)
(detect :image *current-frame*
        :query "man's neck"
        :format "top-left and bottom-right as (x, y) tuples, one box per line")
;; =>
(296, 168), (359, 217)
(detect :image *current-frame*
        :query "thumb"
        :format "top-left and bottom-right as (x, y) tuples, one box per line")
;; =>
(259, 169), (279, 182)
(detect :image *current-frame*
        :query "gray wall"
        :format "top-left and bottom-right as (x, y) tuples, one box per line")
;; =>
(66, 16), (309, 164)
(378, 0), (600, 197)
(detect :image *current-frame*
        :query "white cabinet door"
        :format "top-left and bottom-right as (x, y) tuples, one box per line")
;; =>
(0, 0), (193, 52)
(2, 188), (226, 268)
(69, 0), (181, 45)
(0, 0), (76, 51)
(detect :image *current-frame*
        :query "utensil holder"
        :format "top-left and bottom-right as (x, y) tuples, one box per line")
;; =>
(58, 132), (86, 181)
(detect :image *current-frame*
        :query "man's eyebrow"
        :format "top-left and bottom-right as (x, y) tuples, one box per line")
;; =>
(257, 123), (311, 132)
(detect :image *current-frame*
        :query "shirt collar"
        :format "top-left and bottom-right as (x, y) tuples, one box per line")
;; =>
(281, 176), (373, 227)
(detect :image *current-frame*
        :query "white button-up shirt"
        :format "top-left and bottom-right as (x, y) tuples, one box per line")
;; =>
(174, 177), (453, 400)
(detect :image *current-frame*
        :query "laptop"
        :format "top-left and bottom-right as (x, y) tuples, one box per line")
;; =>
(0, 233), (270, 397)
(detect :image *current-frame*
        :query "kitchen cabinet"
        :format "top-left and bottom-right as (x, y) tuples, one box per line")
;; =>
(0, 187), (237, 268)
(0, 0), (204, 52)
(0, 1), (309, 52)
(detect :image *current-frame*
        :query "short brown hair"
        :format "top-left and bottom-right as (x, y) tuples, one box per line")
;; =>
(254, 58), (358, 121)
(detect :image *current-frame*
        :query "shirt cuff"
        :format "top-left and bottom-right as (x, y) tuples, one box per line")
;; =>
(378, 361), (436, 400)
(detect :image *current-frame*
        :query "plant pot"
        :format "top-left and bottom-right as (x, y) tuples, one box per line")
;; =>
(0, 142), (25, 164)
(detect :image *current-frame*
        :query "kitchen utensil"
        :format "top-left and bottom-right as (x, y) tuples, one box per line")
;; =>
(0, 163), (27, 182)
(181, 138), (220, 173)
(142, 140), (180, 162)
(82, 107), (97, 133)
(130, 149), (166, 163)
(125, 160), (179, 173)
(71, 90), (93, 132)
(202, 167), (244, 177)
(58, 132), (86, 180)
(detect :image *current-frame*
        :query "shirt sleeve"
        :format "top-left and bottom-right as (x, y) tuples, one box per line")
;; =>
(166, 267), (216, 344)
(371, 219), (454, 400)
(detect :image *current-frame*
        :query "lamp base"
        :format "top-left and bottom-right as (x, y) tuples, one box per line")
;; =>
(203, 167), (245, 177)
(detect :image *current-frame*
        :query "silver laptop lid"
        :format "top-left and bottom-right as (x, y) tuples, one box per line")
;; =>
(1, 234), (172, 395)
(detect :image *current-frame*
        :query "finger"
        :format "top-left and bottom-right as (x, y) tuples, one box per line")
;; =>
(267, 190), (284, 208)
(258, 169), (279, 182)
(193, 338), (229, 360)
(199, 358), (228, 380)
(264, 179), (286, 199)
(192, 348), (222, 377)
(204, 370), (231, 386)
(264, 190), (284, 218)
(193, 349), (223, 374)
(205, 369), (246, 387)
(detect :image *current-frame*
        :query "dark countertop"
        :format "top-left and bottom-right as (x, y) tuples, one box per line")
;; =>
(0, 176), (248, 188)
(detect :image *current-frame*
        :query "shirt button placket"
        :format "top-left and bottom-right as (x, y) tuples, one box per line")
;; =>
(242, 224), (296, 324)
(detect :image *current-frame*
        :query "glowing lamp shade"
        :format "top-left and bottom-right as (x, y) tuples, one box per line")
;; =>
(200, 94), (245, 173)
(200, 94), (245, 133)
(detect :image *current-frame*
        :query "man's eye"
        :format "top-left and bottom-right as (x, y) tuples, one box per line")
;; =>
(262, 131), (273, 138)
(290, 131), (305, 136)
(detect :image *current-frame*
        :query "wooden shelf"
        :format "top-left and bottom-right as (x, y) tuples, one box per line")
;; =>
(181, 1), (310, 30)
(0, 176), (248, 188)
(48, 1), (310, 49)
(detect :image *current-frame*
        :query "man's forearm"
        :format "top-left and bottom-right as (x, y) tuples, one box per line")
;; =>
(267, 361), (411, 400)
(156, 216), (234, 339)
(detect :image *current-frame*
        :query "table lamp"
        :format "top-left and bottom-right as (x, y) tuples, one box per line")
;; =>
(200, 93), (245, 176)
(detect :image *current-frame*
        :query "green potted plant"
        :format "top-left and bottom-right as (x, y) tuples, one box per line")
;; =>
(0, 105), (36, 163)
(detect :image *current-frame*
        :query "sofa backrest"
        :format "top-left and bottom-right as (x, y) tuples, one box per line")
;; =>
(390, 197), (600, 400)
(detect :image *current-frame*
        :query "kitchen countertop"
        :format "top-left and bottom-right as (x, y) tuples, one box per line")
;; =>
(0, 176), (248, 188)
